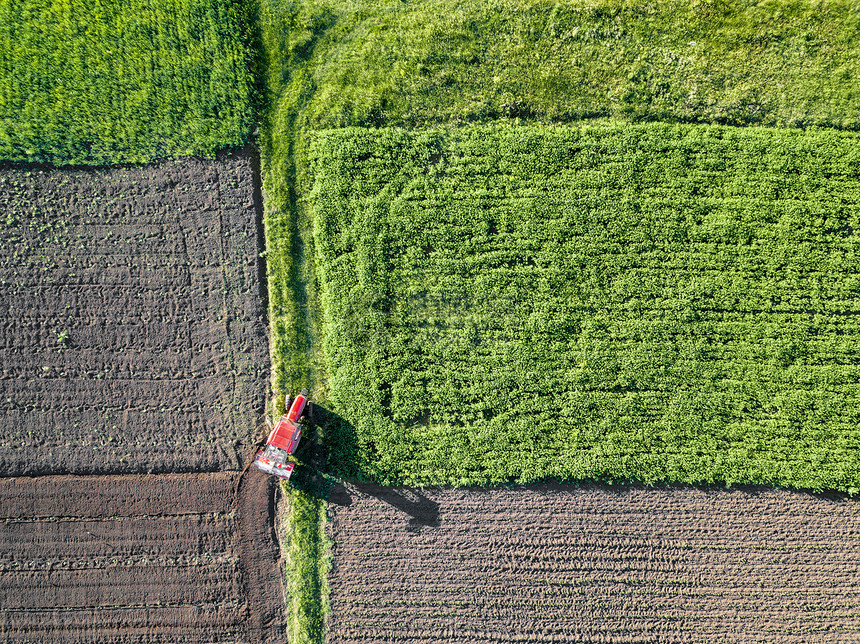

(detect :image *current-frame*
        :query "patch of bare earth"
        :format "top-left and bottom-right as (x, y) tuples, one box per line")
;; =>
(0, 151), (285, 642)
(0, 470), (285, 643)
(326, 483), (860, 643)
(0, 149), (268, 475)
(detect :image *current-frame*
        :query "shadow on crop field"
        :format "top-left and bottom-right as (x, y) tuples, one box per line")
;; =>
(312, 402), (358, 471)
(331, 483), (441, 532)
(288, 403), (441, 530)
(288, 403), (355, 484)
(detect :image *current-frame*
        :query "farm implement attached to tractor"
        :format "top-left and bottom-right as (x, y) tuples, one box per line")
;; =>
(252, 389), (308, 481)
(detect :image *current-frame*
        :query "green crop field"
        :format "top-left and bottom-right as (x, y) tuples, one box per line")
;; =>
(309, 122), (860, 492)
(258, 0), (860, 405)
(0, 0), (258, 164)
(254, 0), (860, 515)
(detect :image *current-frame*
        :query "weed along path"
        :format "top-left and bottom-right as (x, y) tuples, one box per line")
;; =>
(326, 483), (860, 643)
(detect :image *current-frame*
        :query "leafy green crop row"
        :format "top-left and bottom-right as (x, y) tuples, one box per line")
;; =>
(0, 0), (258, 164)
(309, 122), (860, 492)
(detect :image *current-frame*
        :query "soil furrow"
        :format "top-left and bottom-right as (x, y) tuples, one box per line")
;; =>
(327, 483), (860, 643)
(0, 514), (235, 560)
(0, 473), (236, 518)
(0, 564), (241, 609)
(0, 470), (286, 642)
(0, 605), (245, 643)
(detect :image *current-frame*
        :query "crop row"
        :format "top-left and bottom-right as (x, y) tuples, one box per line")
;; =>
(309, 122), (860, 490)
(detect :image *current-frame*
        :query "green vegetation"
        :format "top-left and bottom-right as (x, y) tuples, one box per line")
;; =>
(0, 0), (258, 164)
(2, 0), (858, 638)
(270, 0), (860, 133)
(258, 0), (860, 399)
(282, 485), (329, 644)
(309, 122), (860, 491)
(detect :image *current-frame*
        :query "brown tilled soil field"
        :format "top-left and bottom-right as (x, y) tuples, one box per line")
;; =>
(0, 149), (268, 475)
(0, 471), (286, 643)
(327, 483), (860, 644)
(0, 151), (284, 642)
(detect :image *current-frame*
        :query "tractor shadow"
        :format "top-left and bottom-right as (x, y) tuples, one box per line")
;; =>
(291, 402), (355, 482)
(291, 402), (440, 531)
(334, 483), (440, 532)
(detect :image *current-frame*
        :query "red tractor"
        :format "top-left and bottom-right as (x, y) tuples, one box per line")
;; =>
(252, 389), (308, 480)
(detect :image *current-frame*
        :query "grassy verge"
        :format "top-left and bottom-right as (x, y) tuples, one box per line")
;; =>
(282, 483), (330, 644)
(0, 0), (259, 164)
(308, 121), (860, 492)
(272, 0), (860, 133)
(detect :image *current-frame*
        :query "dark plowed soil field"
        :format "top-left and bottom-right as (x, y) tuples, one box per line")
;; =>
(0, 149), (268, 475)
(0, 470), (286, 643)
(327, 484), (860, 644)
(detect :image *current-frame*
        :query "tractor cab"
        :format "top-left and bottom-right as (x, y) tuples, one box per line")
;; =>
(252, 389), (308, 480)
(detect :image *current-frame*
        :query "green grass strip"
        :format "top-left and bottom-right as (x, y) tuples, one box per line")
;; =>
(283, 484), (329, 644)
(308, 121), (860, 492)
(0, 0), (259, 164)
(291, 0), (860, 131)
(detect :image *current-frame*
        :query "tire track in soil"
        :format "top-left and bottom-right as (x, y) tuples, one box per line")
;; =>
(0, 470), (287, 643)
(235, 469), (286, 642)
(326, 483), (860, 644)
